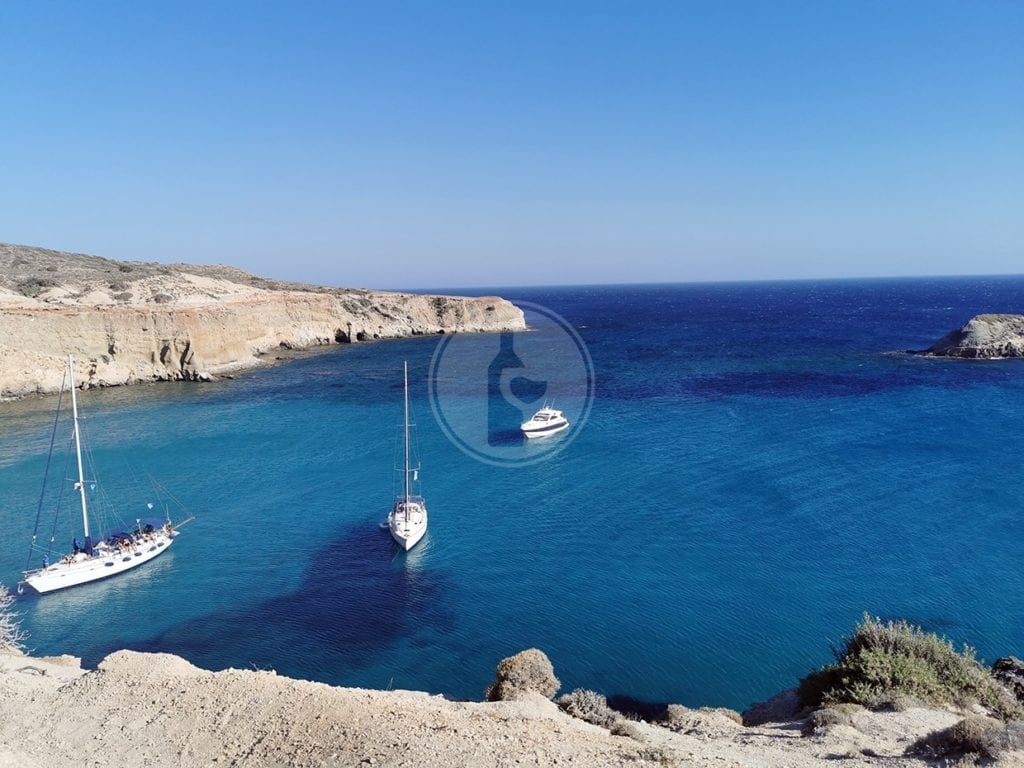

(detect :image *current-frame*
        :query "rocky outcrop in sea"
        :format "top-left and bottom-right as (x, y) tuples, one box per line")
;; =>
(0, 243), (526, 398)
(919, 314), (1024, 359)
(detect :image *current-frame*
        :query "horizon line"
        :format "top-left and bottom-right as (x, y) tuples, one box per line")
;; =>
(388, 271), (1024, 295)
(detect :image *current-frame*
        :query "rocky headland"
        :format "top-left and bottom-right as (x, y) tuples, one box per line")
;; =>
(918, 314), (1024, 359)
(0, 243), (526, 398)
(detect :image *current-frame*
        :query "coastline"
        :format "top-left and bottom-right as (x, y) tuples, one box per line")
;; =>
(0, 243), (527, 400)
(0, 292), (526, 399)
(0, 646), (986, 768)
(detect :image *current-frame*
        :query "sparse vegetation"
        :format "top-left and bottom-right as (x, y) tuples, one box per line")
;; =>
(608, 718), (644, 739)
(869, 692), (925, 712)
(0, 242), (334, 298)
(798, 615), (1021, 720)
(661, 704), (744, 739)
(557, 688), (619, 729)
(702, 706), (744, 724)
(983, 720), (1024, 757)
(801, 706), (855, 736)
(0, 584), (26, 653)
(485, 648), (560, 702)
(16, 276), (58, 296)
(992, 657), (1024, 704)
(907, 715), (1005, 761)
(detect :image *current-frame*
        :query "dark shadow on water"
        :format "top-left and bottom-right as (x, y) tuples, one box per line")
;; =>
(606, 694), (670, 721)
(487, 428), (524, 447)
(601, 358), (1022, 402)
(80, 521), (455, 684)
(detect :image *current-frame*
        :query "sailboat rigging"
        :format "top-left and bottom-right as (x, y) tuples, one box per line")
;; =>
(386, 361), (428, 551)
(19, 355), (185, 594)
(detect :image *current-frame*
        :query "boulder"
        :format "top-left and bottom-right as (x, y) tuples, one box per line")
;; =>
(993, 657), (1024, 704)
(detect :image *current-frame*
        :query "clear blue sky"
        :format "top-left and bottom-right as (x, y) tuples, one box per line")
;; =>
(1, 1), (1021, 289)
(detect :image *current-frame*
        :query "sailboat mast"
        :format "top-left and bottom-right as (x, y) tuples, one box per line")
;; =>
(403, 361), (411, 513)
(67, 355), (90, 539)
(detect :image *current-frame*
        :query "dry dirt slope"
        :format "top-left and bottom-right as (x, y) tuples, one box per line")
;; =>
(1, 649), (1015, 768)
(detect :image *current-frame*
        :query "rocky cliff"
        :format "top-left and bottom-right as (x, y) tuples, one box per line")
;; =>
(0, 243), (525, 398)
(921, 314), (1024, 359)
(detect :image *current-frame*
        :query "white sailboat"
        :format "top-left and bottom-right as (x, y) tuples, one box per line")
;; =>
(387, 361), (428, 551)
(20, 355), (181, 595)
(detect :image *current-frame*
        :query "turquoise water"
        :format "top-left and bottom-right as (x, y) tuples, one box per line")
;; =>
(2, 277), (1024, 710)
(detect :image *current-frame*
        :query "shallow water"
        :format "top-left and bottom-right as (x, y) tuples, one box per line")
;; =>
(2, 277), (1023, 709)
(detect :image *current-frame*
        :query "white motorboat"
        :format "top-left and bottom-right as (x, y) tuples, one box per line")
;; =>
(20, 355), (183, 595)
(520, 406), (570, 438)
(387, 362), (428, 551)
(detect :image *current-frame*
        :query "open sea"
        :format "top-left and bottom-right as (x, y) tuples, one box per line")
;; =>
(2, 277), (1023, 711)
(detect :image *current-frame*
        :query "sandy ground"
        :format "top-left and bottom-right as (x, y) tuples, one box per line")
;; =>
(4, 650), (1023, 768)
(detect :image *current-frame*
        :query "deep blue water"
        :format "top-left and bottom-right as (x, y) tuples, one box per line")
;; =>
(2, 276), (1024, 710)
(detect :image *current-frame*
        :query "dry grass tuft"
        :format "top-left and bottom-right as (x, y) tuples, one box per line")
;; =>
(0, 585), (26, 653)
(557, 688), (619, 729)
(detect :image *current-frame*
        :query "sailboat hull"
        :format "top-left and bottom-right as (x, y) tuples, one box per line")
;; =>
(390, 522), (426, 551)
(23, 532), (175, 594)
(388, 501), (428, 551)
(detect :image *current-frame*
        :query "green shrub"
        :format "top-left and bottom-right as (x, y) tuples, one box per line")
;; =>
(798, 615), (1021, 720)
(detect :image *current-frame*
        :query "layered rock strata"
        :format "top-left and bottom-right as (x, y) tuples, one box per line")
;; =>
(0, 243), (525, 397)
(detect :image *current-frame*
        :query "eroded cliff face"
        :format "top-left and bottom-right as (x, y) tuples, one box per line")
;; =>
(922, 314), (1024, 359)
(0, 243), (525, 397)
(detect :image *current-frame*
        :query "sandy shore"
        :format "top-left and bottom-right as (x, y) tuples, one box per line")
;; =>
(5, 649), (1016, 768)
